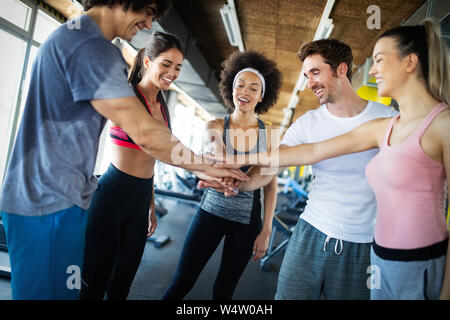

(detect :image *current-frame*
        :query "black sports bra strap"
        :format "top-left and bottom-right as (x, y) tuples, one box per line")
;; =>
(222, 114), (230, 144)
(157, 91), (171, 130)
(222, 115), (266, 154)
(134, 87), (171, 131)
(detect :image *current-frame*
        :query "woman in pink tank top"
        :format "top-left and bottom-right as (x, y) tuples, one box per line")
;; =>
(356, 20), (449, 300)
(205, 19), (450, 300)
(362, 21), (450, 300)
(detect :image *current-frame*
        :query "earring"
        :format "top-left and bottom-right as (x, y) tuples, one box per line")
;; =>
(143, 57), (151, 69)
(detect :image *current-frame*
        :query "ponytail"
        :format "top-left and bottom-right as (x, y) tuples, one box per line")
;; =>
(423, 20), (449, 105)
(128, 48), (146, 87)
(127, 31), (184, 87)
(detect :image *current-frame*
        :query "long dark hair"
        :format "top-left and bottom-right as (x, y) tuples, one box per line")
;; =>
(128, 31), (184, 86)
(378, 20), (449, 105)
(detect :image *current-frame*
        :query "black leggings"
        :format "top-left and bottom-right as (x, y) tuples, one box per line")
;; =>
(162, 208), (261, 300)
(80, 164), (153, 300)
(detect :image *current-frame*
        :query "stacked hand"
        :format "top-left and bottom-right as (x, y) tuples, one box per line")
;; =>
(189, 154), (243, 196)
(197, 178), (240, 197)
(189, 154), (246, 195)
(191, 153), (245, 196)
(201, 153), (247, 170)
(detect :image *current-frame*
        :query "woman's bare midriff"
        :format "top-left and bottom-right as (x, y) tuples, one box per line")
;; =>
(110, 143), (156, 179)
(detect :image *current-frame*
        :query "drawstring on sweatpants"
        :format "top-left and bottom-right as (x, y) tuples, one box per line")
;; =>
(323, 235), (331, 251)
(335, 239), (343, 255)
(323, 235), (343, 255)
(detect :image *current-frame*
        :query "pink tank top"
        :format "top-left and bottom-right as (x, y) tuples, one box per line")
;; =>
(366, 103), (449, 250)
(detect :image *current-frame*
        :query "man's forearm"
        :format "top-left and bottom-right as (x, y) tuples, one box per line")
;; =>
(136, 125), (205, 172)
(92, 97), (206, 172)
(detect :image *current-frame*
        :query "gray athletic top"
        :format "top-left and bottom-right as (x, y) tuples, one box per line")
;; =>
(200, 115), (267, 224)
(0, 15), (135, 216)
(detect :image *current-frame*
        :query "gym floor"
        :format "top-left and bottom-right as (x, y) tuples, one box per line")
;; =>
(0, 197), (283, 300)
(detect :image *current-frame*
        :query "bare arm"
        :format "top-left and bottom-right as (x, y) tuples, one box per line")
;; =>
(239, 159), (286, 191)
(203, 119), (226, 156)
(147, 184), (157, 238)
(262, 177), (277, 232)
(251, 176), (278, 261)
(234, 125), (285, 192)
(92, 97), (201, 169)
(275, 119), (379, 166)
(199, 126), (285, 192)
(211, 118), (385, 169)
(91, 97), (249, 182)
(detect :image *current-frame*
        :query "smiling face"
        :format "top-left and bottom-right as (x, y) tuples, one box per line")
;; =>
(369, 37), (410, 98)
(115, 7), (154, 42)
(303, 54), (342, 105)
(143, 47), (184, 90)
(232, 71), (263, 113)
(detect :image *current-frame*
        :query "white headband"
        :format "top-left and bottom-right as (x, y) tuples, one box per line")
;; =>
(232, 67), (265, 99)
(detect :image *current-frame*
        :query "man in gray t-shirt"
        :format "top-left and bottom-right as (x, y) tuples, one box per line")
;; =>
(0, 1), (246, 300)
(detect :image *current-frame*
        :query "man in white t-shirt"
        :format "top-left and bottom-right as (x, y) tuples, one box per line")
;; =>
(200, 39), (397, 299)
(278, 39), (397, 299)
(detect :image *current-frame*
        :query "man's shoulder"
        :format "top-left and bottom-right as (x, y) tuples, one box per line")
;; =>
(367, 100), (398, 116)
(291, 105), (324, 127)
(46, 15), (112, 57)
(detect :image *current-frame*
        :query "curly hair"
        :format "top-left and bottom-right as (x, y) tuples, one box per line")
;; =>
(219, 50), (282, 115)
(81, 0), (170, 20)
(298, 38), (353, 81)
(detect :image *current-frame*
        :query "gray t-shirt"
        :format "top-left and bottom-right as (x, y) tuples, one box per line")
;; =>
(0, 15), (135, 216)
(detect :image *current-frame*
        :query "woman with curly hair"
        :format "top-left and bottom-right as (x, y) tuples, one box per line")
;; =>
(162, 50), (282, 300)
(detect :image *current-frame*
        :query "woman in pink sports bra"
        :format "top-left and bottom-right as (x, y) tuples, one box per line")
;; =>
(80, 31), (184, 300)
(206, 20), (449, 300)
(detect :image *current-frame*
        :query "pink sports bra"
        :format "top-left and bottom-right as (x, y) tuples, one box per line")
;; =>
(109, 87), (170, 150)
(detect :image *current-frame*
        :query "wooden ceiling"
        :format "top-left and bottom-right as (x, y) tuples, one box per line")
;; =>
(170, 0), (427, 126)
(43, 0), (427, 127)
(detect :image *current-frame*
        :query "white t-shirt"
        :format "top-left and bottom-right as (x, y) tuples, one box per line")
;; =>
(281, 101), (398, 243)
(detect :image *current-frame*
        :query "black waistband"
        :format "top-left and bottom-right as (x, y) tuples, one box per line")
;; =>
(372, 237), (448, 261)
(101, 164), (154, 189)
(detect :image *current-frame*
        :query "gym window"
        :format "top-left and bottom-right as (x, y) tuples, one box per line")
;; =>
(0, 0), (62, 185)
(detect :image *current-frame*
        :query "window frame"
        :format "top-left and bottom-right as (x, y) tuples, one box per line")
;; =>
(0, 0), (63, 184)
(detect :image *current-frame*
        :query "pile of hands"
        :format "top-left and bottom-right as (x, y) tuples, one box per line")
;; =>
(195, 153), (246, 197)
(194, 154), (270, 261)
(197, 177), (241, 197)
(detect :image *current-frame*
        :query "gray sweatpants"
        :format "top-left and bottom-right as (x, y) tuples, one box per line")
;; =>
(275, 219), (371, 300)
(370, 247), (446, 300)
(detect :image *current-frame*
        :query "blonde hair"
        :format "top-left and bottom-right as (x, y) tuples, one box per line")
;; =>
(423, 20), (449, 105)
(378, 19), (449, 105)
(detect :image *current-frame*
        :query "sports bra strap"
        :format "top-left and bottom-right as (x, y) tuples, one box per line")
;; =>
(416, 103), (448, 142)
(222, 114), (267, 155)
